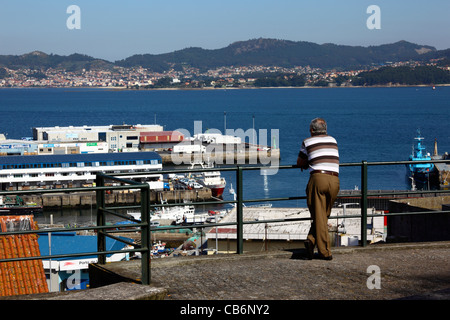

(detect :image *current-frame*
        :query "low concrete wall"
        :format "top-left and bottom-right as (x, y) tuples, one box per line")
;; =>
(20, 188), (213, 209)
(388, 196), (450, 242)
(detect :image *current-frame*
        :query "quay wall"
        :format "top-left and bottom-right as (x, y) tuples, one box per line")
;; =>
(20, 188), (213, 209)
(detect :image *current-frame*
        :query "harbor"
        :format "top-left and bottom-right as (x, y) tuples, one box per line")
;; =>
(1, 91), (450, 297)
(1, 0), (450, 302)
(0, 123), (279, 210)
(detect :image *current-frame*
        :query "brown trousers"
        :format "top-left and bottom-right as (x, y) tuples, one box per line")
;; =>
(306, 173), (340, 258)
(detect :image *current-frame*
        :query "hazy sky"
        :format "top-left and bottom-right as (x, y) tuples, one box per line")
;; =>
(1, 0), (449, 61)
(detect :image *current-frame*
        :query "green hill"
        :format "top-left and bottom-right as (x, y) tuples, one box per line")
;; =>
(0, 39), (448, 74)
(0, 51), (113, 71)
(114, 38), (438, 71)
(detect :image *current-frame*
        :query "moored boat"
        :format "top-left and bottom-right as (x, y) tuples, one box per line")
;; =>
(197, 170), (226, 198)
(0, 196), (43, 215)
(190, 160), (226, 198)
(407, 130), (437, 187)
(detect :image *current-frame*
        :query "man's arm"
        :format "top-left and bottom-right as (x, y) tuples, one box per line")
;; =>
(297, 155), (308, 169)
(296, 149), (309, 170)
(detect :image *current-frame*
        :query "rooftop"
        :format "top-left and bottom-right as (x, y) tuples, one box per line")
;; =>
(0, 215), (48, 297)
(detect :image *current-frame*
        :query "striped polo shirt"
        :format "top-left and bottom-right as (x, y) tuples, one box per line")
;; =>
(299, 135), (339, 174)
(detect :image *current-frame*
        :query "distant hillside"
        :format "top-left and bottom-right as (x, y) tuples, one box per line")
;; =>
(352, 65), (450, 86)
(115, 38), (438, 72)
(0, 39), (447, 73)
(0, 51), (113, 71)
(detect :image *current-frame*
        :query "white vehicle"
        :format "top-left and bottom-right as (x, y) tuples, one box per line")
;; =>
(193, 133), (241, 144)
(173, 144), (206, 154)
(178, 178), (203, 189)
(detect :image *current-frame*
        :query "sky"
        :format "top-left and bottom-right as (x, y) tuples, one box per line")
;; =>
(0, 0), (449, 62)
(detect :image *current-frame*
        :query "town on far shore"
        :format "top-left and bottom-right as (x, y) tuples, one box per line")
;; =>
(1, 56), (449, 89)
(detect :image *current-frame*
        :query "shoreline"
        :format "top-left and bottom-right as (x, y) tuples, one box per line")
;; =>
(1, 83), (449, 91)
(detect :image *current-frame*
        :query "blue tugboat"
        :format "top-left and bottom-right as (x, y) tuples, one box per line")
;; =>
(407, 130), (436, 188)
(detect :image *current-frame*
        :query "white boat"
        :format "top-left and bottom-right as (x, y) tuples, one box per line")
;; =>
(127, 200), (196, 225)
(182, 212), (211, 224)
(197, 171), (226, 198)
(190, 160), (226, 198)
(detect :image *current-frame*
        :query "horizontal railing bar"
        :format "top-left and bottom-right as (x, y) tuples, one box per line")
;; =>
(102, 159), (450, 177)
(149, 199), (237, 208)
(105, 205), (141, 211)
(362, 159), (450, 166)
(96, 173), (149, 185)
(0, 222), (147, 237)
(243, 196), (307, 203)
(151, 209), (450, 234)
(103, 232), (139, 248)
(111, 166), (239, 177)
(0, 185), (148, 196)
(0, 248), (145, 264)
(338, 189), (449, 198)
(365, 189), (449, 196)
(148, 220), (246, 232)
(100, 207), (141, 223)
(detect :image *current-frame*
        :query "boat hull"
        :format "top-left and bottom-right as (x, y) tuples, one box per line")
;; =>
(211, 186), (225, 198)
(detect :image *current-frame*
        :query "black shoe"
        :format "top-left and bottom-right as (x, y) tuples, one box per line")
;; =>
(304, 240), (314, 260)
(316, 254), (333, 261)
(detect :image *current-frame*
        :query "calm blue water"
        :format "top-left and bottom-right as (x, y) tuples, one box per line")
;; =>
(1, 87), (449, 210)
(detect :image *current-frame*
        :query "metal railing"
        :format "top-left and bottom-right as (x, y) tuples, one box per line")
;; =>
(1, 159), (449, 286)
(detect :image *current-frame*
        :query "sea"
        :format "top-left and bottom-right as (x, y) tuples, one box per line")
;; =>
(1, 86), (449, 224)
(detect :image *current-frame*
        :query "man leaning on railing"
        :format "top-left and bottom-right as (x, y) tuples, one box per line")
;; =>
(296, 118), (340, 260)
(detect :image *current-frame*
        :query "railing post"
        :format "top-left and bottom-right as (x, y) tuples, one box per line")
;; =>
(95, 174), (106, 264)
(236, 166), (244, 254)
(360, 161), (368, 247)
(140, 185), (151, 285)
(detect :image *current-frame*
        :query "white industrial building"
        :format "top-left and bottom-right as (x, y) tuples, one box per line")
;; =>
(33, 124), (163, 152)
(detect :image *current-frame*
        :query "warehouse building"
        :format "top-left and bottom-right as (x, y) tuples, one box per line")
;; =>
(140, 130), (185, 151)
